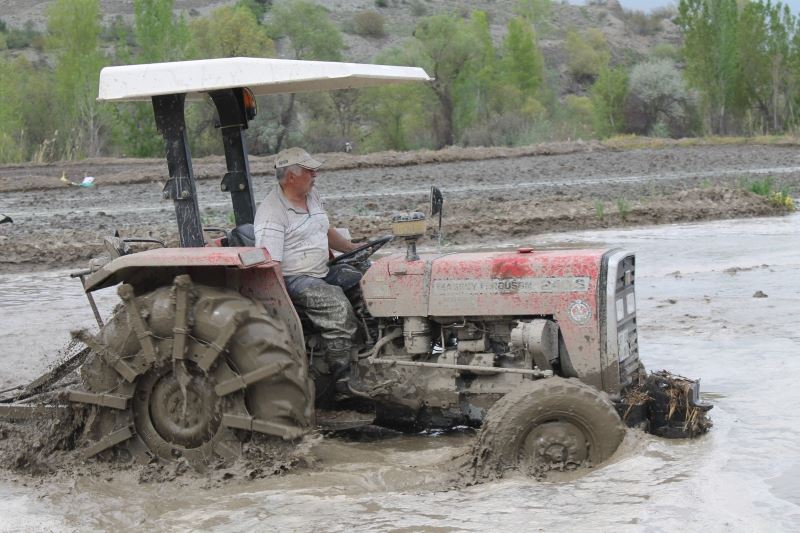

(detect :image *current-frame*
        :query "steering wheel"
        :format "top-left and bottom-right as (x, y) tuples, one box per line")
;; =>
(328, 235), (394, 266)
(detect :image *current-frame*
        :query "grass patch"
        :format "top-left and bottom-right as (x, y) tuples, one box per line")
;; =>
(743, 177), (795, 209)
(616, 198), (630, 221)
(594, 200), (605, 221)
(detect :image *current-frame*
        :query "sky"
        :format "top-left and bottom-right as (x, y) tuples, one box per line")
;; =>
(572, 0), (800, 12)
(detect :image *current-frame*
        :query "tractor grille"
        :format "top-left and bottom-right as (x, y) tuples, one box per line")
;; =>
(614, 255), (642, 388)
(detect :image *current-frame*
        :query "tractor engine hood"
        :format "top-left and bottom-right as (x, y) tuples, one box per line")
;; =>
(362, 249), (607, 319)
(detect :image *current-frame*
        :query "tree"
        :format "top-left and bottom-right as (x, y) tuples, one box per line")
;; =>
(185, 6), (275, 155)
(0, 57), (25, 162)
(236, 0), (272, 22)
(47, 0), (108, 159)
(263, 0), (345, 152)
(590, 65), (629, 138)
(191, 5), (274, 58)
(135, 0), (189, 62)
(565, 28), (610, 83)
(678, 0), (741, 134)
(116, 0), (190, 157)
(406, 14), (478, 147)
(467, 10), (498, 123)
(624, 59), (694, 137)
(267, 0), (342, 60)
(500, 17), (545, 96)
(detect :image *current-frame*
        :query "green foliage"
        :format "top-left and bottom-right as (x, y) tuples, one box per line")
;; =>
(375, 0), (388, 7)
(591, 65), (628, 138)
(616, 198), (630, 221)
(744, 177), (794, 208)
(135, 0), (189, 62)
(621, 9), (663, 36)
(361, 82), (431, 151)
(47, 0), (108, 159)
(594, 200), (605, 220)
(565, 28), (610, 82)
(191, 5), (274, 58)
(515, 0), (552, 31)
(677, 0), (800, 135)
(563, 95), (595, 139)
(102, 15), (134, 46)
(651, 43), (679, 61)
(236, 0), (271, 22)
(747, 177), (775, 196)
(501, 18), (545, 97)
(0, 57), (25, 162)
(353, 11), (386, 38)
(267, 0), (342, 60)
(112, 0), (192, 157)
(404, 14), (479, 147)
(5, 21), (40, 49)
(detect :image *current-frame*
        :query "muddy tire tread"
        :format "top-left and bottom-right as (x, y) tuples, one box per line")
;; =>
(78, 278), (312, 464)
(473, 377), (624, 479)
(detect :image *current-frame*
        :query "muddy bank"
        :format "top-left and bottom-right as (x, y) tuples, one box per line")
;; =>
(0, 141), (609, 193)
(1, 143), (797, 273)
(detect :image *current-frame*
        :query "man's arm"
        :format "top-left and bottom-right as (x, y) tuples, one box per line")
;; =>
(327, 227), (359, 253)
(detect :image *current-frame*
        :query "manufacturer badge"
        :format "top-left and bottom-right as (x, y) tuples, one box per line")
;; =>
(568, 299), (592, 325)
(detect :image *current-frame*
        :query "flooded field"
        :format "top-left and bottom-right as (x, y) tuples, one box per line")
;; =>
(1, 213), (799, 532)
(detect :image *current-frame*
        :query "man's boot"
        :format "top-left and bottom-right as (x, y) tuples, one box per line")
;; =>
(326, 338), (353, 385)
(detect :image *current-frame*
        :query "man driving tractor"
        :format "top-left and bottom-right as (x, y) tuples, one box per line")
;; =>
(253, 147), (362, 382)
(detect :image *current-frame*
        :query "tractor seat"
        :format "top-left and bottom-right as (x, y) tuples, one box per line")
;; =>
(229, 223), (255, 247)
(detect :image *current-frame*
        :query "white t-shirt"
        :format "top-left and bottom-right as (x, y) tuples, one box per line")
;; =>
(254, 186), (330, 277)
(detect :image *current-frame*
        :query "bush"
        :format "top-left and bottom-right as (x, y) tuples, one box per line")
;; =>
(5, 21), (39, 50)
(744, 177), (794, 209)
(616, 198), (631, 221)
(624, 59), (696, 138)
(410, 0), (427, 17)
(375, 0), (388, 7)
(565, 28), (610, 82)
(461, 112), (533, 147)
(651, 43), (679, 61)
(622, 10), (662, 36)
(353, 10), (386, 38)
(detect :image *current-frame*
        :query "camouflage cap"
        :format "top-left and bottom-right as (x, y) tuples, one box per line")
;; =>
(274, 147), (323, 170)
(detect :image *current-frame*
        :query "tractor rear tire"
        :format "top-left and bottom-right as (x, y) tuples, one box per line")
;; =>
(473, 377), (624, 479)
(77, 275), (312, 466)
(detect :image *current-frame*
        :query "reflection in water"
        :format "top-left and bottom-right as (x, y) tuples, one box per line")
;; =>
(1, 214), (799, 532)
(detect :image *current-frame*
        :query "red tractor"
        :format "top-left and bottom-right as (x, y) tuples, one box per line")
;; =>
(0, 58), (710, 476)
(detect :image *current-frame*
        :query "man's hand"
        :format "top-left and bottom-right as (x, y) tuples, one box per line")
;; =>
(327, 227), (359, 253)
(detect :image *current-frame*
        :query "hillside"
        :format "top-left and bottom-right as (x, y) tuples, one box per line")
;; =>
(1, 0), (681, 97)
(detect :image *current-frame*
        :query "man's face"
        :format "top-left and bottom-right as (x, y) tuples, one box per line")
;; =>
(290, 166), (316, 194)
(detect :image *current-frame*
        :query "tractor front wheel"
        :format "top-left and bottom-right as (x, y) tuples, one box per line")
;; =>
(473, 377), (624, 479)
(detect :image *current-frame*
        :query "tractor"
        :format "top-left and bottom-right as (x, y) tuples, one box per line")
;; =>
(0, 58), (711, 476)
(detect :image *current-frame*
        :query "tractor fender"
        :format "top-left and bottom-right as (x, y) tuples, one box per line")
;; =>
(83, 247), (276, 292)
(82, 246), (305, 350)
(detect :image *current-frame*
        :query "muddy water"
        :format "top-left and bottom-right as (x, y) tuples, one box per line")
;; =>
(1, 213), (799, 531)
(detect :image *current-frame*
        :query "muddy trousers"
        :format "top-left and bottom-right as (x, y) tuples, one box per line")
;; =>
(284, 265), (361, 365)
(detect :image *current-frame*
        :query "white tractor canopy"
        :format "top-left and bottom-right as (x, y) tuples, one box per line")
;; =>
(98, 57), (432, 102)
